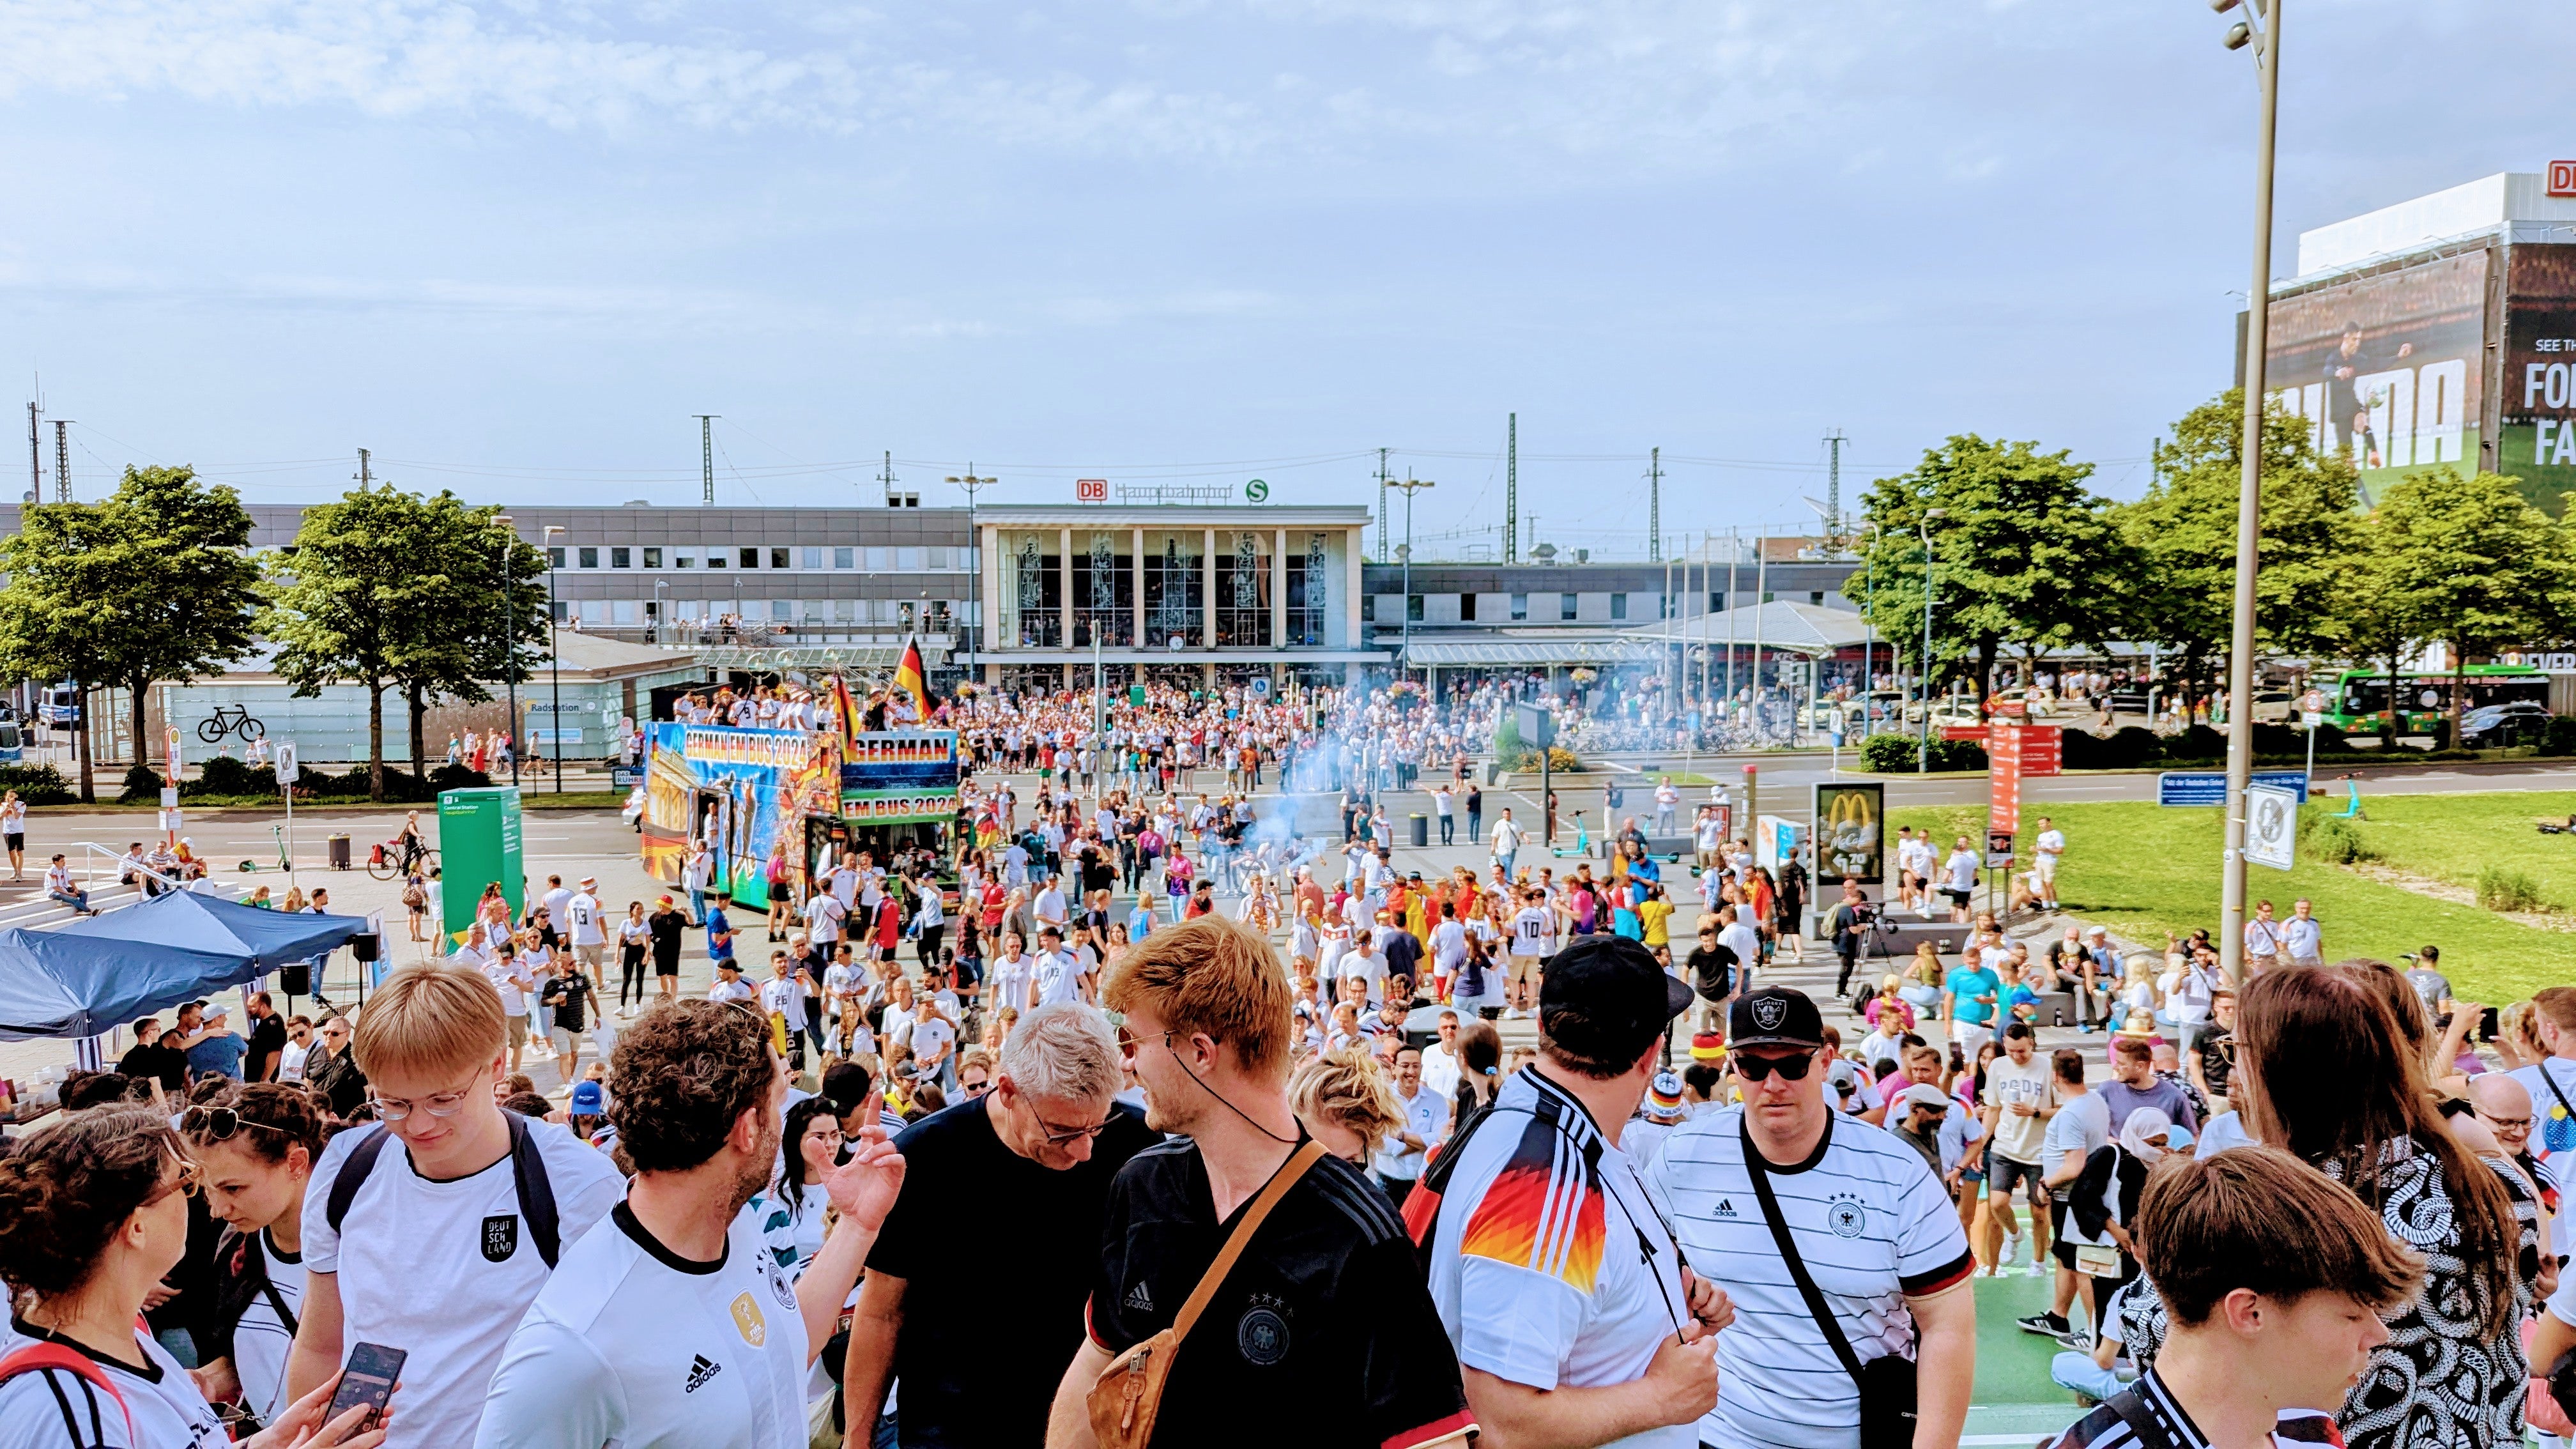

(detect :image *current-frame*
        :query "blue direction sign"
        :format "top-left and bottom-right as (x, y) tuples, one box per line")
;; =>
(2157, 770), (2310, 807)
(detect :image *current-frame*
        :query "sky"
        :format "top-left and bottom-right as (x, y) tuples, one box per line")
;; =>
(1, 1), (2570, 557)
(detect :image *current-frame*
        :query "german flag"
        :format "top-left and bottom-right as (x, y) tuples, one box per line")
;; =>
(831, 674), (859, 742)
(894, 637), (931, 721)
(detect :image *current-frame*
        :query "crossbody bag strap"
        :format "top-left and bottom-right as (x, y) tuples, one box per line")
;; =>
(1169, 1141), (1326, 1344)
(1742, 1124), (1868, 1388)
(2538, 1062), (2576, 1124)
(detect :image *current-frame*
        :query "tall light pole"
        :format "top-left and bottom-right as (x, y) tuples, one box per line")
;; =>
(2216, 0), (2281, 992)
(494, 516), (521, 788)
(946, 468), (996, 684)
(1860, 521), (1878, 739)
(1917, 508), (1946, 774)
(544, 525), (566, 795)
(1390, 476), (1436, 677)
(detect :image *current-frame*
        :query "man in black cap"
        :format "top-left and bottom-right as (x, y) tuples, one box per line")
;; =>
(1643, 986), (1977, 1449)
(1425, 934), (1733, 1448)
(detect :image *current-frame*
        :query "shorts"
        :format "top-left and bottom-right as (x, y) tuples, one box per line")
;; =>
(1989, 1154), (2049, 1202)
(1941, 887), (1974, 908)
(577, 944), (606, 969)
(655, 957), (680, 978)
(551, 1027), (583, 1059)
(2034, 856), (2059, 882)
(2050, 1201), (2076, 1267)
(4, 832), (22, 852)
(1508, 953), (1544, 988)
(506, 1015), (530, 1049)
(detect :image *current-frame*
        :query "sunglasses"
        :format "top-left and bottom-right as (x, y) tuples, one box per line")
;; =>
(181, 1105), (296, 1142)
(144, 1149), (202, 1206)
(1731, 1051), (1818, 1083)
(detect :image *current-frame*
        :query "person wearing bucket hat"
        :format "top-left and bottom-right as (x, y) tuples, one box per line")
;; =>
(1425, 934), (1730, 1448)
(1625, 1070), (1692, 1167)
(1644, 985), (1977, 1449)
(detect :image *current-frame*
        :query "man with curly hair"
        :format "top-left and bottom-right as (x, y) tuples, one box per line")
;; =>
(478, 1000), (905, 1449)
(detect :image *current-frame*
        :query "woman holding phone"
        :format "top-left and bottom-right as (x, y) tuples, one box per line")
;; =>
(0, 1103), (392, 1449)
(180, 1084), (327, 1434)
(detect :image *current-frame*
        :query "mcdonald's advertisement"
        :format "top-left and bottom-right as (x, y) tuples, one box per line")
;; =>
(1813, 782), (1883, 886)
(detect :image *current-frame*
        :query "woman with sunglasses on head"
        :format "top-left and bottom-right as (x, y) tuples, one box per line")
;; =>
(760, 1098), (847, 1280)
(2118, 965), (2539, 1449)
(0, 1104), (392, 1449)
(178, 1084), (325, 1434)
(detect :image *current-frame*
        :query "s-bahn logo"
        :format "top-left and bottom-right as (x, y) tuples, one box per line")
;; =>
(1245, 479), (1269, 503)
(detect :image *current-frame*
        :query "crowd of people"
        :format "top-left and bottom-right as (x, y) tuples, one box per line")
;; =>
(4, 675), (2574, 1449)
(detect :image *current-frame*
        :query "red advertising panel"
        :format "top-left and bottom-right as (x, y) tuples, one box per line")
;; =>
(2021, 724), (2062, 778)
(1988, 723), (2023, 836)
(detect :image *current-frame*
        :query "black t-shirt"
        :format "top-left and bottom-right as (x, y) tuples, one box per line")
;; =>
(1087, 1137), (1475, 1449)
(118, 1041), (188, 1092)
(648, 908), (686, 965)
(1686, 943), (1738, 1002)
(245, 1015), (288, 1080)
(1380, 928), (1423, 985)
(2194, 1023), (2234, 1097)
(866, 1095), (1157, 1448)
(538, 973), (593, 1033)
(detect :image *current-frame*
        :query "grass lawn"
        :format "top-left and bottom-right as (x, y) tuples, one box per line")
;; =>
(1891, 795), (2576, 1004)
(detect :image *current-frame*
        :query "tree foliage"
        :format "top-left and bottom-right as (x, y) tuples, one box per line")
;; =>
(2367, 468), (2572, 742)
(1853, 435), (2126, 702)
(262, 486), (548, 801)
(2119, 390), (2361, 692)
(0, 467), (261, 801)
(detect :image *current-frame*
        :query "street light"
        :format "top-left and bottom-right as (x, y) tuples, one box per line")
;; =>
(493, 516), (521, 788)
(2214, 0), (2281, 991)
(946, 467), (996, 684)
(1860, 521), (1879, 739)
(652, 578), (668, 643)
(1917, 507), (1946, 774)
(544, 525), (565, 795)
(1389, 476), (1436, 678)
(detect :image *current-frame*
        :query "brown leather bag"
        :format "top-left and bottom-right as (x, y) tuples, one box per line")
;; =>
(1086, 1140), (1324, 1449)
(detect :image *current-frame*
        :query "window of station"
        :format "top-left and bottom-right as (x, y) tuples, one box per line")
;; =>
(578, 546), (599, 569)
(642, 548), (663, 568)
(610, 547), (631, 569)
(739, 547), (760, 569)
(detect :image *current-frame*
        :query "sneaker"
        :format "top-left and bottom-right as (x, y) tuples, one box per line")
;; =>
(2016, 1312), (2071, 1338)
(2027, 1258), (2052, 1278)
(2057, 1330), (2094, 1351)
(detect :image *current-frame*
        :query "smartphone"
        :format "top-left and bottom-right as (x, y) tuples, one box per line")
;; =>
(2481, 1006), (2501, 1043)
(326, 1342), (406, 1433)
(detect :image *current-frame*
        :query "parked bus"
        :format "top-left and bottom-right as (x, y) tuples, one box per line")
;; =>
(2320, 664), (2550, 734)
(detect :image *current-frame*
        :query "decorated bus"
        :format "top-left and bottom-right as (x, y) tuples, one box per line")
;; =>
(640, 721), (963, 910)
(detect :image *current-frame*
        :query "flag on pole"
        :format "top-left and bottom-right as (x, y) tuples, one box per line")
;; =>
(894, 638), (931, 722)
(832, 674), (860, 742)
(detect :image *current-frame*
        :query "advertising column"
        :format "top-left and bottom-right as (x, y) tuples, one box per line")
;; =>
(437, 786), (525, 941)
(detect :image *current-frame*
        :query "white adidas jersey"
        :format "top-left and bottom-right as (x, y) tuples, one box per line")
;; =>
(475, 1202), (808, 1449)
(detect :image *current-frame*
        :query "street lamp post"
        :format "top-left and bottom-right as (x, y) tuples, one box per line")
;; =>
(1917, 508), (1946, 773)
(1860, 522), (1878, 739)
(652, 579), (668, 644)
(1390, 477), (1436, 678)
(494, 516), (521, 788)
(946, 468), (996, 684)
(544, 525), (565, 795)
(2216, 0), (2281, 992)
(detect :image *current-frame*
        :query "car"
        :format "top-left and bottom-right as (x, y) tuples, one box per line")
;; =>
(2249, 689), (2297, 724)
(2460, 701), (2554, 746)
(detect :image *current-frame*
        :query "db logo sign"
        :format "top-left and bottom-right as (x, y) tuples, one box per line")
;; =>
(1076, 479), (1108, 503)
(2552, 160), (2576, 198)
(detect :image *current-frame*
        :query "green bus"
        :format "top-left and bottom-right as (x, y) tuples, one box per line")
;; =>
(2321, 664), (2550, 733)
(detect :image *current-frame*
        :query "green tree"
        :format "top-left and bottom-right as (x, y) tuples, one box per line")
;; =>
(2368, 469), (2572, 744)
(0, 467), (261, 802)
(2119, 390), (2361, 705)
(1853, 435), (2127, 703)
(387, 496), (549, 784)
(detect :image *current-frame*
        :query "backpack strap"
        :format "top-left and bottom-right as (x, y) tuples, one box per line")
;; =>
(326, 1117), (558, 1271)
(507, 1110), (562, 1270)
(324, 1124), (394, 1237)
(0, 1342), (136, 1446)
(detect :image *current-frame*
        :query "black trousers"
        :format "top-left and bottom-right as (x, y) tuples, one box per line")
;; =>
(620, 949), (648, 1006)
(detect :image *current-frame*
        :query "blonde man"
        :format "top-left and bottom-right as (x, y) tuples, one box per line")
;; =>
(287, 964), (624, 1449)
(1045, 917), (1476, 1449)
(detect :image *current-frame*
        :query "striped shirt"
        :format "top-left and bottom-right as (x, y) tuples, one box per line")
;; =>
(1643, 1107), (1974, 1449)
(2039, 1367), (2343, 1449)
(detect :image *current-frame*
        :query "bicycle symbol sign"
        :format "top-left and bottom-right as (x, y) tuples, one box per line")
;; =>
(197, 705), (267, 744)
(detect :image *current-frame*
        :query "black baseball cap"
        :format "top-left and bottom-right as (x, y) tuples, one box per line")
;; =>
(1538, 935), (1694, 1064)
(1729, 986), (1827, 1050)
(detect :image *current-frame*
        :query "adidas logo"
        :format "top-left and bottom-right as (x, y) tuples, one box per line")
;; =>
(1714, 1199), (1738, 1218)
(1123, 1281), (1156, 1313)
(684, 1355), (722, 1394)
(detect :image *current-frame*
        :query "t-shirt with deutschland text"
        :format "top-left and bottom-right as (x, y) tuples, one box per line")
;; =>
(1644, 1108), (1974, 1449)
(866, 1096), (1158, 1448)
(1087, 1137), (1477, 1449)
(303, 1119), (625, 1449)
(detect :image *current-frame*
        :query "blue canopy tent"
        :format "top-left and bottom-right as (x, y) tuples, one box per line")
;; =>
(0, 893), (371, 1041)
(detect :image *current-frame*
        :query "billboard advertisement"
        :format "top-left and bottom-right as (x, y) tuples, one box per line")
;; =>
(2500, 244), (2576, 516)
(2262, 250), (2488, 507)
(640, 724), (841, 910)
(1813, 782), (1883, 886)
(839, 730), (962, 824)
